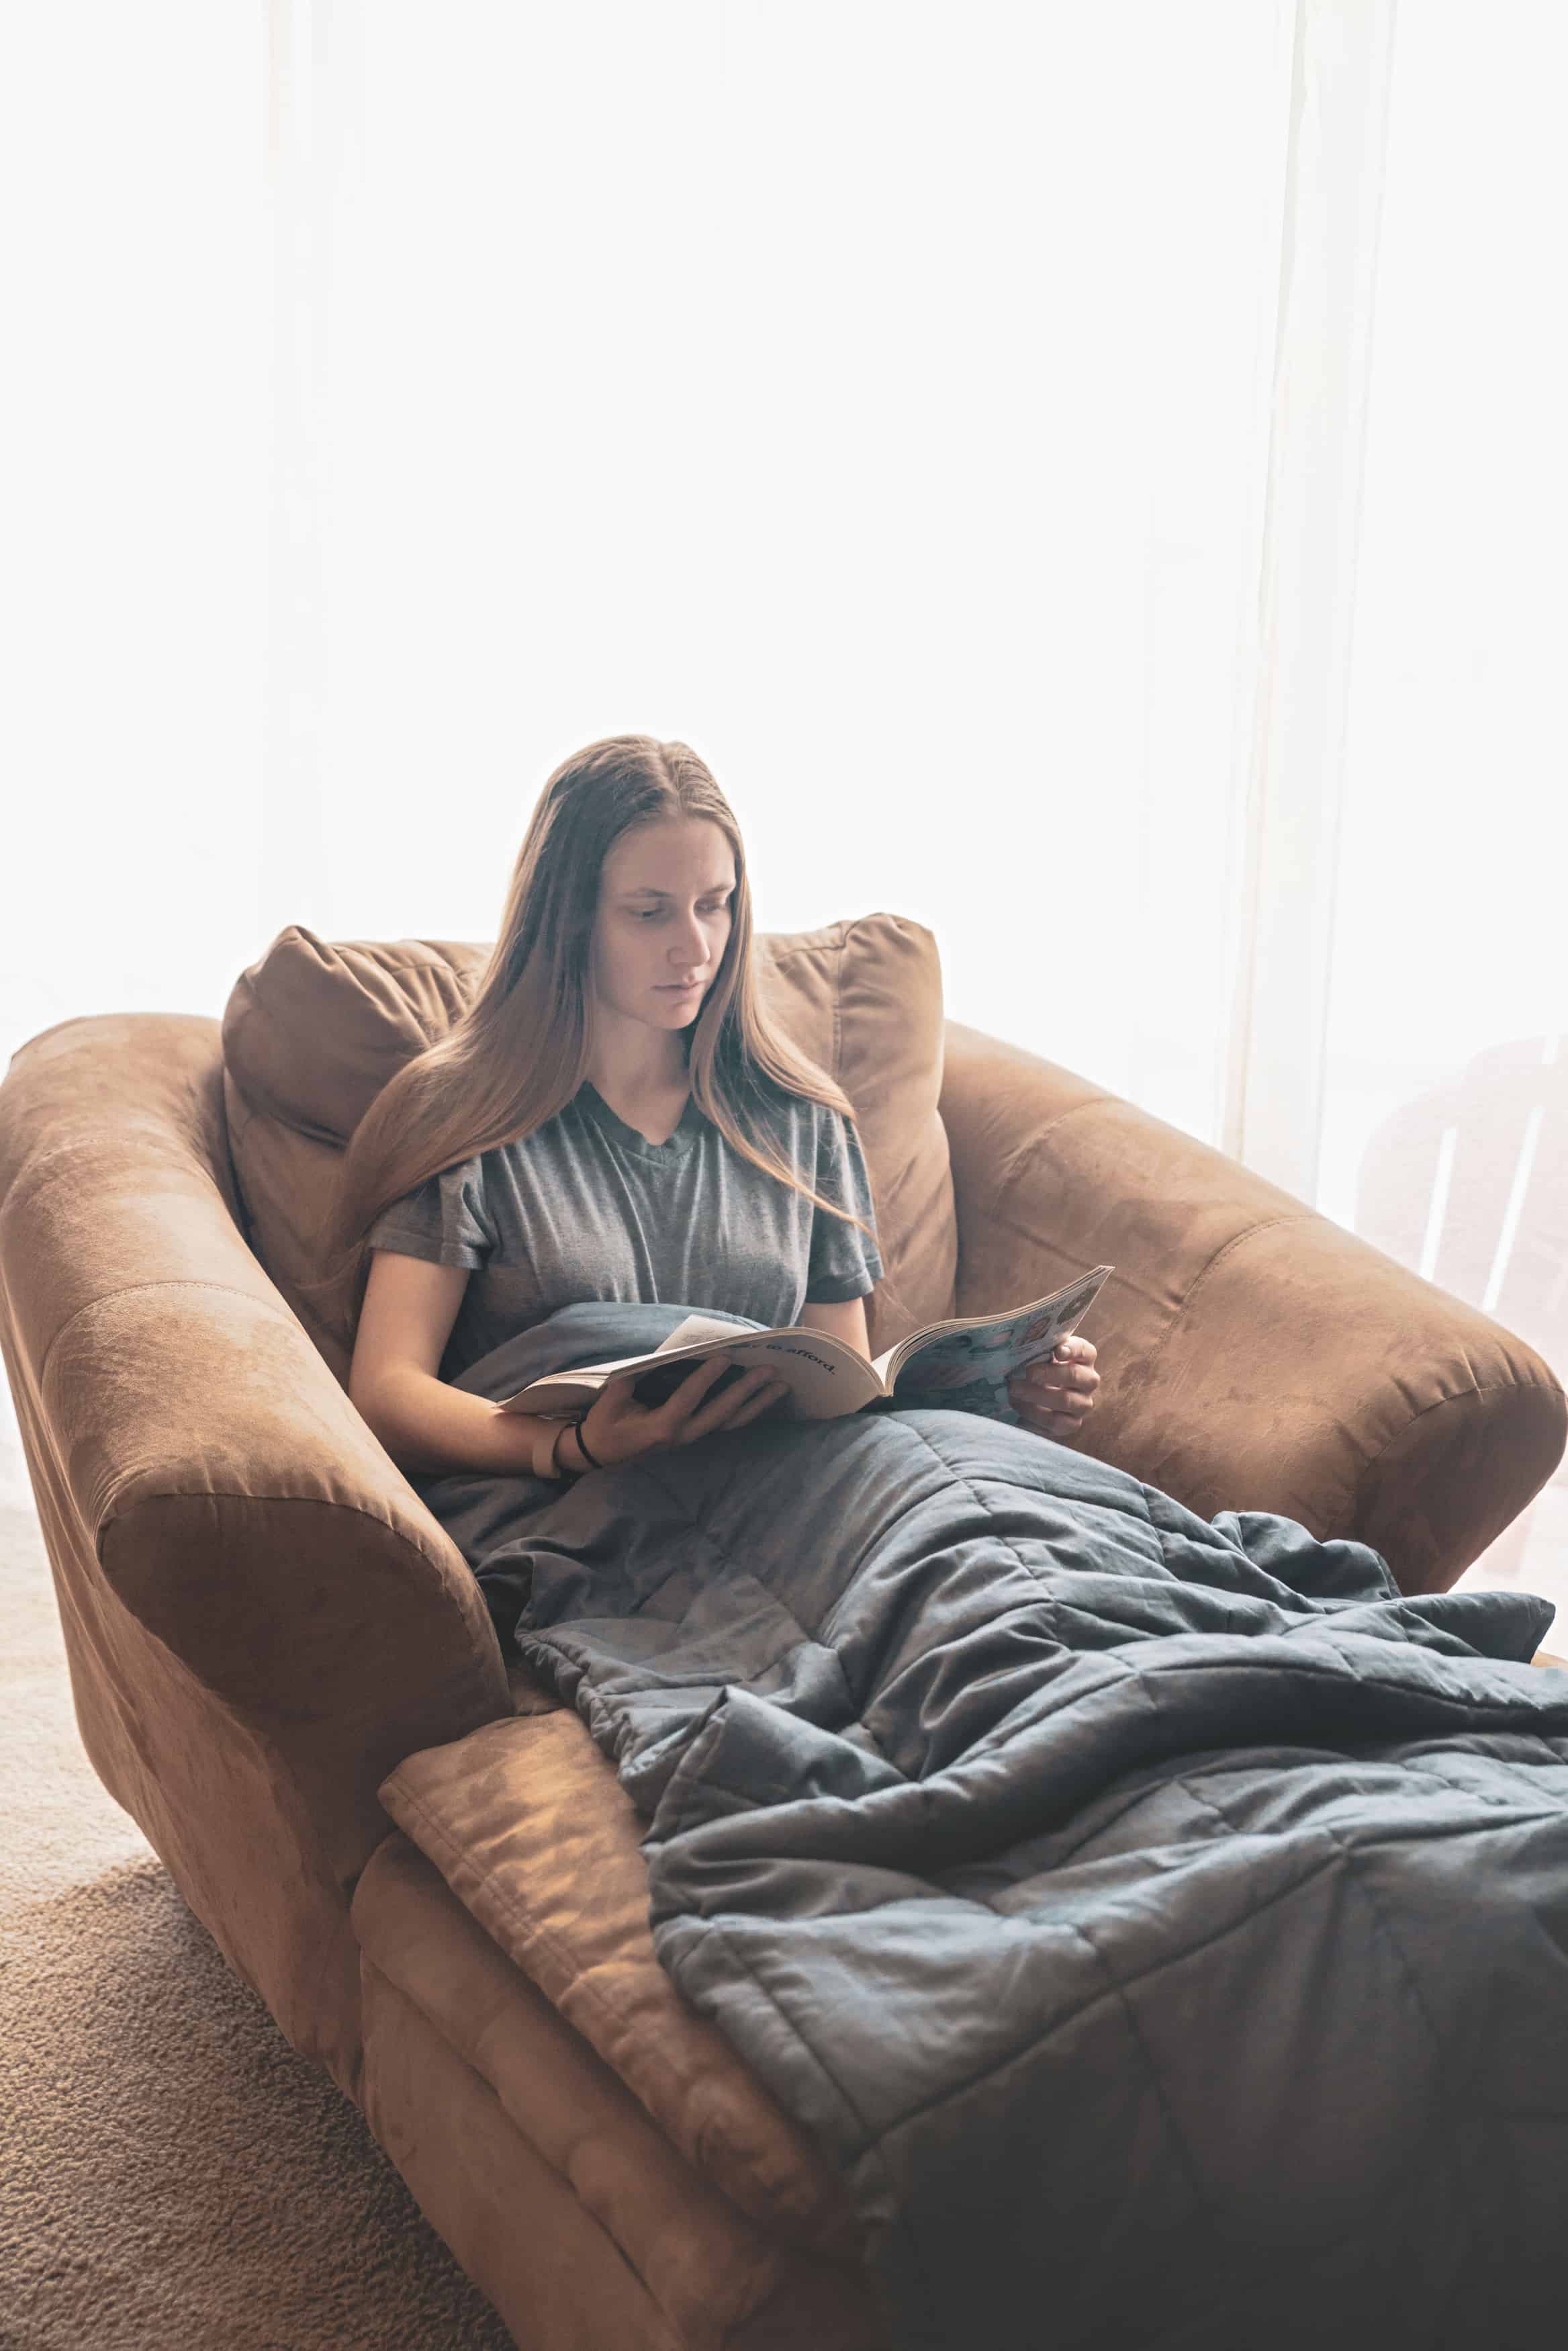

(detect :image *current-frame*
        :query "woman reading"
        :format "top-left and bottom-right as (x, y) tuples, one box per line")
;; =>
(334, 732), (1100, 1546)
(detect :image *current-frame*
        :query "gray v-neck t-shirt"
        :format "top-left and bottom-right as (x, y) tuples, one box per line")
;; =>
(366, 1077), (885, 1383)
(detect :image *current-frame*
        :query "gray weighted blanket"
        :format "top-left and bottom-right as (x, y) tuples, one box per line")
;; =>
(424, 1303), (1568, 2351)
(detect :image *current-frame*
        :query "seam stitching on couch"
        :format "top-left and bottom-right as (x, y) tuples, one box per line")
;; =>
(36, 1277), (301, 1396)
(1354, 1375), (1567, 1497)
(986, 1090), (1118, 1199)
(247, 936), (472, 1004)
(93, 1498), (508, 1784)
(383, 1779), (745, 2114)
(97, 1493), (486, 1626)
(357, 1950), (692, 2351)
(388, 1779), (757, 2150)
(963, 1204), (1316, 1398)
(381, 1771), (831, 2224)
(761, 934), (849, 971)
(1116, 1214), (1319, 1384)
(107, 1482), (459, 1567)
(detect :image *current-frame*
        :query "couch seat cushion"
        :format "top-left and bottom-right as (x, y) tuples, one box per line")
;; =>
(353, 1835), (883, 2350)
(377, 1709), (861, 2260)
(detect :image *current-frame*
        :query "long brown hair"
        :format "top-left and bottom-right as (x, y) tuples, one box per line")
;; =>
(323, 735), (880, 1316)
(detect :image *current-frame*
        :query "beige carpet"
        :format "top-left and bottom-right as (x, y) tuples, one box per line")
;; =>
(0, 1394), (517, 2351)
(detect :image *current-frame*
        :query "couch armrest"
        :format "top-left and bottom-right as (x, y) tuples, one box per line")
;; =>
(938, 1019), (1567, 1593)
(0, 1014), (512, 1892)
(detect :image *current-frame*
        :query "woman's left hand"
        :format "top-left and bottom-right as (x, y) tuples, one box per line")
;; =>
(1008, 1336), (1100, 1442)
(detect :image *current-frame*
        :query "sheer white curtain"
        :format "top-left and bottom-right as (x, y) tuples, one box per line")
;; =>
(261, 0), (1294, 1145)
(8, 4), (1566, 1601)
(0, 5), (267, 1074)
(3, 0), (1295, 1139)
(1317, 3), (1568, 1603)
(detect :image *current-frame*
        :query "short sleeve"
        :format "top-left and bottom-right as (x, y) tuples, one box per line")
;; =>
(804, 1108), (885, 1304)
(365, 1155), (496, 1271)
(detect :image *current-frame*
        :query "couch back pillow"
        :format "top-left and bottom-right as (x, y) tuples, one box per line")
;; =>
(221, 914), (957, 1384)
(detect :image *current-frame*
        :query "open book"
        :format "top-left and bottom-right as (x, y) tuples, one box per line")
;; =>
(499, 1266), (1113, 1427)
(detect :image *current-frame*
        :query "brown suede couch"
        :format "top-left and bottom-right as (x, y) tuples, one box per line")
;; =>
(1, 911), (1563, 2351)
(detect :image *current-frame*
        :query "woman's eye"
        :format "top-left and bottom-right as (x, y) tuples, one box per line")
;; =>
(635, 903), (729, 921)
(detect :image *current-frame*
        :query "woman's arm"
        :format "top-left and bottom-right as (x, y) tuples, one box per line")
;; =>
(796, 1294), (872, 1362)
(349, 1250), (557, 1478)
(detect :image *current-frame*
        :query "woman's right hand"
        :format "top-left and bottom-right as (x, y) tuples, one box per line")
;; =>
(570, 1354), (790, 1470)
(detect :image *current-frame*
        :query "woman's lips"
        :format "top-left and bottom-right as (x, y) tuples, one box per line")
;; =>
(659, 981), (703, 993)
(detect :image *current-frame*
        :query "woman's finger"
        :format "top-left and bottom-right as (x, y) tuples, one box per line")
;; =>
(1053, 1337), (1097, 1364)
(1017, 1392), (1090, 1429)
(1031, 1354), (1100, 1386)
(658, 1354), (741, 1421)
(719, 1376), (790, 1428)
(677, 1365), (781, 1437)
(1015, 1364), (1099, 1401)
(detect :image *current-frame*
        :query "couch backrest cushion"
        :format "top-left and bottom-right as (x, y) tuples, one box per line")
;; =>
(222, 914), (957, 1378)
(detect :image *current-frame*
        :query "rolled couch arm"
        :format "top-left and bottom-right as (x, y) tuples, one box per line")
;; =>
(0, 1014), (512, 1908)
(938, 1020), (1567, 1594)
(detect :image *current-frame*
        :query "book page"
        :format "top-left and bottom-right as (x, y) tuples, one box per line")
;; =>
(886, 1266), (1112, 1421)
(511, 1317), (772, 1405)
(506, 1325), (885, 1419)
(628, 1328), (882, 1415)
(655, 1313), (759, 1354)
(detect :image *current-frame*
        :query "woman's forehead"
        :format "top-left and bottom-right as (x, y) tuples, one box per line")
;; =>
(603, 817), (735, 893)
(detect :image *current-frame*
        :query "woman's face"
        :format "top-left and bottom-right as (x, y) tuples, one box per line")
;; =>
(589, 816), (737, 1040)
